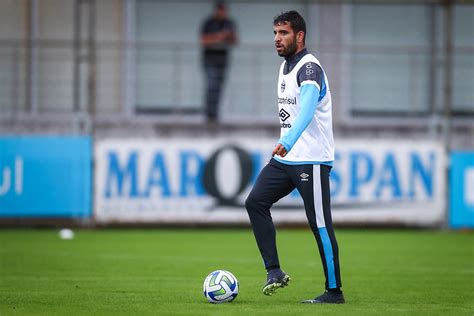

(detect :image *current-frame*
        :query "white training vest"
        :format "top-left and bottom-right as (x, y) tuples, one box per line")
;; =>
(276, 53), (334, 164)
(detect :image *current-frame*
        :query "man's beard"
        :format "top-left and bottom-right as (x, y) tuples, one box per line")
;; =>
(277, 40), (298, 58)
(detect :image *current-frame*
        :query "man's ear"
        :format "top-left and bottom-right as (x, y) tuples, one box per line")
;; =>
(296, 31), (305, 44)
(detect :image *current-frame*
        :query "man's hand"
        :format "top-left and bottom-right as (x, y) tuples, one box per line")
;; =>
(201, 30), (234, 46)
(272, 143), (287, 157)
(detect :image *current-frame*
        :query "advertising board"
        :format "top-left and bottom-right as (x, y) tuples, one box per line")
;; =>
(95, 138), (445, 226)
(0, 136), (92, 218)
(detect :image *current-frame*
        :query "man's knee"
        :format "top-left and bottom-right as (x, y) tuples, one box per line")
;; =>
(245, 193), (259, 213)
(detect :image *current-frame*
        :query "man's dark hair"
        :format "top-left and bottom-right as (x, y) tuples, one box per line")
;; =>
(215, 1), (226, 9)
(273, 11), (306, 43)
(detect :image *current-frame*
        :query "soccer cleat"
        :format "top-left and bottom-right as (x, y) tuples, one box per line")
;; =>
(262, 269), (291, 296)
(301, 290), (345, 304)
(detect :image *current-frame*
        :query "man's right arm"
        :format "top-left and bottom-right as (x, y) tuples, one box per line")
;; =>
(200, 20), (237, 47)
(201, 32), (229, 46)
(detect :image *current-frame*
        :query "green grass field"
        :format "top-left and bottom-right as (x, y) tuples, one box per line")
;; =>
(0, 228), (473, 315)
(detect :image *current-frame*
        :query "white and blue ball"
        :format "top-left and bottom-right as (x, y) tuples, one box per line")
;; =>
(203, 270), (239, 303)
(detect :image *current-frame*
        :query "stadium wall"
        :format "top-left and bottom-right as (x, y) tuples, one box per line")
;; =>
(0, 1), (472, 151)
(2, 136), (473, 228)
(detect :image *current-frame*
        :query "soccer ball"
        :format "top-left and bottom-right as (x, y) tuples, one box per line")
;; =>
(203, 270), (239, 303)
(58, 228), (74, 240)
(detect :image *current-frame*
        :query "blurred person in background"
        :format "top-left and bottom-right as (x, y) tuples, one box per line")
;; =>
(200, 1), (238, 123)
(245, 10), (344, 304)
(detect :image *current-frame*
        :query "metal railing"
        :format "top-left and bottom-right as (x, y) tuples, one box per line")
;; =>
(0, 38), (472, 132)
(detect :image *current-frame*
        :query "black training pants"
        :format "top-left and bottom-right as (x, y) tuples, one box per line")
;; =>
(245, 158), (342, 290)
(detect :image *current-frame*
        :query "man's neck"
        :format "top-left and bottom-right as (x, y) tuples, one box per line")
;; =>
(285, 47), (306, 62)
(283, 48), (308, 74)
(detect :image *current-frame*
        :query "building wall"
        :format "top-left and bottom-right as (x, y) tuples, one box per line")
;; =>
(0, 0), (472, 150)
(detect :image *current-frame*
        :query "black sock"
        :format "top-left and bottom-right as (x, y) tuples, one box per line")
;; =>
(266, 265), (281, 273)
(328, 288), (342, 294)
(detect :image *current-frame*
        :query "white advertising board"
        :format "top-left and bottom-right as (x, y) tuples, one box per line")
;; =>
(94, 138), (446, 226)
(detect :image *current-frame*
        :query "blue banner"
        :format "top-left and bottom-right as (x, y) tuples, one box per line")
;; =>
(0, 136), (92, 218)
(450, 152), (474, 228)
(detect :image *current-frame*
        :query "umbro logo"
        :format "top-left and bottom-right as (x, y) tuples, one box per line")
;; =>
(300, 173), (309, 181)
(279, 109), (290, 122)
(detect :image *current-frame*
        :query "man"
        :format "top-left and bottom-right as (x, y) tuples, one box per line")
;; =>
(200, 1), (238, 123)
(245, 11), (344, 304)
